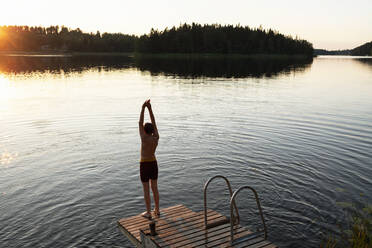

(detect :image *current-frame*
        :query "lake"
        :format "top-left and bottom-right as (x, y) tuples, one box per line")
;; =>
(0, 55), (371, 247)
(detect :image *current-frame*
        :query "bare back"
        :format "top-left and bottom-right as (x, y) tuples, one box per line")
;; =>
(140, 134), (158, 161)
(139, 100), (159, 161)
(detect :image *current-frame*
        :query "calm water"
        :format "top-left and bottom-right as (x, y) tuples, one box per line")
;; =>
(0, 55), (371, 248)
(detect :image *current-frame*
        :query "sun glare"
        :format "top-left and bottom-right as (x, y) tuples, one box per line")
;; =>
(0, 75), (14, 100)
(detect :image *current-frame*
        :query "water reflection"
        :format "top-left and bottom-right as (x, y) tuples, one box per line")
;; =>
(135, 56), (313, 78)
(0, 55), (134, 75)
(0, 54), (313, 78)
(0, 56), (371, 248)
(356, 57), (372, 68)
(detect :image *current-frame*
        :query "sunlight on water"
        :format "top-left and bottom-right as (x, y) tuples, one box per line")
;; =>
(0, 75), (14, 100)
(0, 150), (18, 166)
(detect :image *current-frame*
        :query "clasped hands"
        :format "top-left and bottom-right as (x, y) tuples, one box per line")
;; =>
(142, 99), (152, 109)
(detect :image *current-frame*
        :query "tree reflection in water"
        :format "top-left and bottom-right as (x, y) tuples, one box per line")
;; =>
(0, 54), (313, 78)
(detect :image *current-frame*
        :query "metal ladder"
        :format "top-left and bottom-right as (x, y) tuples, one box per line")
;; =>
(204, 175), (240, 229)
(203, 176), (268, 244)
(229, 186), (267, 244)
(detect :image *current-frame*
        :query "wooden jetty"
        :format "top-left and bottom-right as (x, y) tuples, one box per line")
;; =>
(118, 176), (278, 248)
(118, 204), (277, 248)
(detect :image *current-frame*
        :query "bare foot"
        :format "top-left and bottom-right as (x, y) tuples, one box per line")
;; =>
(141, 211), (152, 219)
(153, 209), (160, 217)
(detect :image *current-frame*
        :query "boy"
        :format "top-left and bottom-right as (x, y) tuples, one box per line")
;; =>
(139, 99), (160, 218)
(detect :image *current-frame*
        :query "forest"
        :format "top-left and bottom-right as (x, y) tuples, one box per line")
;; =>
(351, 41), (372, 56)
(0, 24), (313, 56)
(136, 23), (313, 56)
(0, 26), (136, 52)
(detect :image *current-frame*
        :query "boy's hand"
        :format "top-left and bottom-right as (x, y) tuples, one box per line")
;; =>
(147, 100), (152, 109)
(142, 100), (148, 109)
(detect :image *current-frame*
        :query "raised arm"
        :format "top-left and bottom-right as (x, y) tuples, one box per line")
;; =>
(147, 101), (159, 139)
(139, 101), (147, 137)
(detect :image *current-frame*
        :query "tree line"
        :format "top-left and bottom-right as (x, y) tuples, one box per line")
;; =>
(0, 24), (313, 56)
(0, 26), (135, 52)
(351, 41), (372, 56)
(137, 23), (313, 56)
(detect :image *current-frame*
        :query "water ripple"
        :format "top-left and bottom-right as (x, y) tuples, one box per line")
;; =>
(1, 57), (372, 248)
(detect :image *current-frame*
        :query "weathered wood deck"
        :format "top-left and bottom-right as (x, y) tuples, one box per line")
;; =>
(118, 204), (277, 248)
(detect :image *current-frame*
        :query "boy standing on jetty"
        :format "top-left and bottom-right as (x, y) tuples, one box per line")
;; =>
(139, 99), (160, 219)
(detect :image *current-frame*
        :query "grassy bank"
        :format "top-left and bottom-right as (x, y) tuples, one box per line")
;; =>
(321, 204), (372, 248)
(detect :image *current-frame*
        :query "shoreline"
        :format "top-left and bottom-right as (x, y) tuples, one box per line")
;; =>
(133, 53), (314, 59)
(0, 51), (133, 57)
(0, 51), (314, 59)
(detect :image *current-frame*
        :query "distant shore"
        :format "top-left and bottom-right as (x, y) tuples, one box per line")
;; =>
(0, 51), (313, 59)
(0, 51), (133, 56)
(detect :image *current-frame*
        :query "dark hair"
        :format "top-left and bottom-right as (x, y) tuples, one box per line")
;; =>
(144, 122), (154, 134)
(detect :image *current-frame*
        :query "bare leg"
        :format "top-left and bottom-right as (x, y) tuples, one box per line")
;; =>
(142, 182), (151, 217)
(150, 179), (160, 215)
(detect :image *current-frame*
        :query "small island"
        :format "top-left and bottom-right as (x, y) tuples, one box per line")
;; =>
(0, 23), (313, 57)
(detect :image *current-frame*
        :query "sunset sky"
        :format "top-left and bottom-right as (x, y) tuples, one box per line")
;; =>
(1, 0), (371, 50)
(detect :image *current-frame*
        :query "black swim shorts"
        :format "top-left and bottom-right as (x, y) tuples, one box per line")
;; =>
(140, 160), (158, 182)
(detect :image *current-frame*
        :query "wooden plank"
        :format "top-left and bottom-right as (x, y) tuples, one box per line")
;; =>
(153, 214), (229, 246)
(141, 210), (224, 244)
(170, 224), (246, 248)
(117, 222), (142, 248)
(119, 204), (187, 229)
(143, 213), (202, 248)
(196, 228), (252, 248)
(140, 229), (162, 248)
(117, 204), (192, 246)
(131, 210), (219, 241)
(149, 210), (234, 247)
(121, 206), (193, 236)
(123, 205), (193, 231)
(141, 210), (219, 234)
(165, 224), (240, 248)
(130, 209), (216, 241)
(124, 204), (183, 220)
(119, 204), (186, 226)
(139, 209), (215, 235)
(130, 210), (200, 240)
(127, 208), (203, 235)
(155, 215), (229, 245)
(118, 204), (181, 224)
(149, 213), (226, 247)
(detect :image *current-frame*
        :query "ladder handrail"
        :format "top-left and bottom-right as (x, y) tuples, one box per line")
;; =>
(229, 186), (267, 243)
(203, 175), (240, 228)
